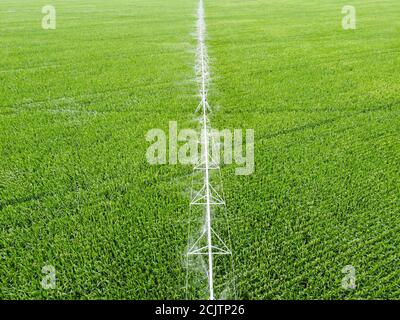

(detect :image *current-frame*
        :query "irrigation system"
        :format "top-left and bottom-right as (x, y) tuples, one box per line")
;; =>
(186, 0), (233, 300)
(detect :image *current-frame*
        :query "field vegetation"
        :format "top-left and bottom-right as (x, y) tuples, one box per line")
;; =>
(0, 0), (399, 299)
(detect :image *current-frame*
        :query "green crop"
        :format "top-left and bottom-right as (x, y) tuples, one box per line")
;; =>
(0, 0), (399, 299)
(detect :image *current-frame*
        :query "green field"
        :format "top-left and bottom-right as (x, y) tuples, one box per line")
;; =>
(1, 0), (399, 299)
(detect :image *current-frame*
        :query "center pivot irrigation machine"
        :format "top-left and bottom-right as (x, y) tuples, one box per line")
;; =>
(185, 0), (236, 300)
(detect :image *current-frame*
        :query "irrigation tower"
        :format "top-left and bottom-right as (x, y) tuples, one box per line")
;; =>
(186, 0), (235, 300)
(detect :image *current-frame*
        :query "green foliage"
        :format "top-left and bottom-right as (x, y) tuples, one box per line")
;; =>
(0, 0), (399, 299)
(207, 0), (400, 299)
